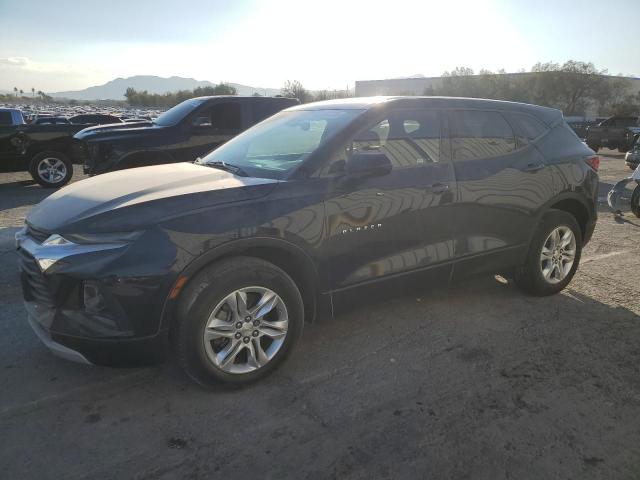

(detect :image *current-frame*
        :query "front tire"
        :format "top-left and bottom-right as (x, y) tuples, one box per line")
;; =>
(174, 257), (304, 387)
(29, 151), (73, 188)
(515, 210), (582, 296)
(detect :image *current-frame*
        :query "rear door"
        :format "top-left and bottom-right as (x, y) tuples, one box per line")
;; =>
(321, 108), (456, 290)
(448, 109), (554, 278)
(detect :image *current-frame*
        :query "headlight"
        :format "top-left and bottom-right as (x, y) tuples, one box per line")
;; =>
(42, 234), (73, 246)
(64, 231), (142, 244)
(32, 232), (141, 273)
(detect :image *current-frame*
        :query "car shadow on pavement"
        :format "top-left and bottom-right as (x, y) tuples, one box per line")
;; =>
(614, 213), (640, 228)
(4, 272), (640, 479)
(0, 180), (53, 211)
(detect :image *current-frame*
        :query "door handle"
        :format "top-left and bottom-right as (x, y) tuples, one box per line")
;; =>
(523, 162), (545, 172)
(427, 182), (450, 194)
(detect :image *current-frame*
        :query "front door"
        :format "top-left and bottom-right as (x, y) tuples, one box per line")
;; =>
(320, 109), (456, 291)
(175, 102), (243, 162)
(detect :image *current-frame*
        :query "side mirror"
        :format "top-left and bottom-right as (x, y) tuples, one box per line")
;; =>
(192, 117), (212, 128)
(346, 151), (392, 177)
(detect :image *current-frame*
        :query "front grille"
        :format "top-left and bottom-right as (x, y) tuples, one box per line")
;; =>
(26, 225), (49, 244)
(17, 247), (55, 307)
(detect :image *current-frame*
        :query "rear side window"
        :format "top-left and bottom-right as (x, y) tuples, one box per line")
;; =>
(450, 110), (515, 160)
(0, 111), (12, 125)
(208, 103), (242, 130)
(507, 112), (548, 147)
(251, 100), (285, 124)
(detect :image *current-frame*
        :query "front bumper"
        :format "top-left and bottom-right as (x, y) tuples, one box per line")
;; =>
(25, 302), (91, 364)
(16, 226), (177, 367)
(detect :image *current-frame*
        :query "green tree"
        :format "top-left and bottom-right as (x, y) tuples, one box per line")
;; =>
(211, 83), (237, 95)
(281, 80), (310, 103)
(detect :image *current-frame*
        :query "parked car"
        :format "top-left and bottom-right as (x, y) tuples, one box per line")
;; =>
(69, 114), (123, 125)
(625, 134), (640, 170)
(608, 162), (640, 218)
(0, 108), (90, 187)
(16, 96), (598, 386)
(0, 108), (25, 126)
(585, 115), (640, 152)
(73, 96), (299, 175)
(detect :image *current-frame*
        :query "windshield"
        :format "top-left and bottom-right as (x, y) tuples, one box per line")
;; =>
(154, 98), (208, 127)
(201, 109), (362, 179)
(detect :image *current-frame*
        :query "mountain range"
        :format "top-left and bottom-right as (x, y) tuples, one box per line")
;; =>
(49, 75), (281, 100)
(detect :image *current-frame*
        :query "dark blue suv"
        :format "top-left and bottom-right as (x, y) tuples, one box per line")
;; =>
(16, 97), (599, 386)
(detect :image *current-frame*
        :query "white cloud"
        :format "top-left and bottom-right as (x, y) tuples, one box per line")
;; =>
(0, 57), (29, 66)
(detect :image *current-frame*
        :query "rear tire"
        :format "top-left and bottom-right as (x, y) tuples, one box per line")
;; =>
(174, 257), (304, 387)
(631, 185), (640, 219)
(515, 209), (582, 296)
(29, 151), (73, 188)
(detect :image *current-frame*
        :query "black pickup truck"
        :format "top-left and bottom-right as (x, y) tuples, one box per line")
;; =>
(0, 108), (122, 187)
(585, 115), (640, 153)
(74, 96), (299, 175)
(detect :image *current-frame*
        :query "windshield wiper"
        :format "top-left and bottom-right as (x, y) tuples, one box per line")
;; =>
(202, 160), (249, 177)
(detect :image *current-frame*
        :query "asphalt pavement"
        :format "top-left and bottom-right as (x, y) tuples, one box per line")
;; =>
(1, 151), (639, 479)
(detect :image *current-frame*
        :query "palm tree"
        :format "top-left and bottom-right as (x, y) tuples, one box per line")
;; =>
(19, 89), (24, 97)
(31, 87), (35, 98)
(13, 87), (18, 98)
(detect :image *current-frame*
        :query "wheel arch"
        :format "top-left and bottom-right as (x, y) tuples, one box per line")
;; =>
(160, 237), (320, 338)
(547, 196), (591, 241)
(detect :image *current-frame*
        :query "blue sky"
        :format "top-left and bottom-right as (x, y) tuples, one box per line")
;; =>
(1, 0), (639, 92)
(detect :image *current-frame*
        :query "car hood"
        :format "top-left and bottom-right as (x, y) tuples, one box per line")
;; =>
(27, 163), (279, 233)
(74, 121), (158, 140)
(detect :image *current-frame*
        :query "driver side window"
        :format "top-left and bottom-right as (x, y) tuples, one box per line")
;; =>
(317, 109), (441, 176)
(194, 103), (242, 130)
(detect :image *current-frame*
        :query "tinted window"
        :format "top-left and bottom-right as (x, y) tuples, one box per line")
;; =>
(0, 111), (12, 125)
(507, 112), (548, 146)
(207, 103), (242, 130)
(154, 98), (208, 126)
(450, 110), (515, 160)
(353, 110), (441, 168)
(612, 117), (638, 127)
(252, 100), (282, 124)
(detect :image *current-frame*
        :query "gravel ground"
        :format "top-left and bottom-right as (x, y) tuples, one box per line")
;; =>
(0, 152), (639, 480)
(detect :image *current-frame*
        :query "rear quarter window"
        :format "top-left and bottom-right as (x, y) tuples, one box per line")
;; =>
(506, 112), (549, 147)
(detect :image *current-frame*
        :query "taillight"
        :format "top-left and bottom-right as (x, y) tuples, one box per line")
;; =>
(585, 155), (600, 171)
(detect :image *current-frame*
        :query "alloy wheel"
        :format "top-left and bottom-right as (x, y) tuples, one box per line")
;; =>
(203, 286), (288, 374)
(37, 157), (67, 184)
(539, 226), (576, 284)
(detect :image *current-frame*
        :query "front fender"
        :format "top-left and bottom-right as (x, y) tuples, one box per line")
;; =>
(158, 236), (320, 331)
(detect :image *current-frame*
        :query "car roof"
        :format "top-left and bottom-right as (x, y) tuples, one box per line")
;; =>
(288, 96), (562, 124)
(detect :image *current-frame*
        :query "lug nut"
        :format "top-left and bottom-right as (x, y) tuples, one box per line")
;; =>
(245, 316), (252, 322)
(253, 319), (260, 327)
(252, 330), (259, 337)
(235, 322), (243, 329)
(235, 332), (242, 339)
(243, 337), (250, 343)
